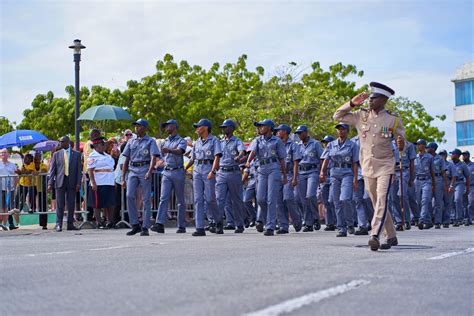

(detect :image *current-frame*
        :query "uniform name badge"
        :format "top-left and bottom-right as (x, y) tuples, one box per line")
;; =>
(206, 150), (212, 156)
(344, 156), (351, 162)
(143, 149), (149, 155)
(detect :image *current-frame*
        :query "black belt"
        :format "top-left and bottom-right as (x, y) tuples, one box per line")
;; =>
(197, 159), (213, 165)
(259, 158), (278, 165)
(164, 166), (183, 171)
(334, 163), (352, 168)
(299, 164), (318, 171)
(219, 166), (240, 172)
(456, 178), (465, 183)
(130, 161), (150, 167)
(435, 172), (443, 177)
(416, 176), (430, 181)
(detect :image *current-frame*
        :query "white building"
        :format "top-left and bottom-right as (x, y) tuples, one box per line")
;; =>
(452, 61), (474, 153)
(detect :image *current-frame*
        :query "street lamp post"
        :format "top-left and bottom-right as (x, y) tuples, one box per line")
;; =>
(68, 39), (86, 152)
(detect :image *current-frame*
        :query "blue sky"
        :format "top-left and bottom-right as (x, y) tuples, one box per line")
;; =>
(1, 0), (473, 148)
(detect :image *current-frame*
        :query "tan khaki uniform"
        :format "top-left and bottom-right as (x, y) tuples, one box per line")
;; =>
(83, 140), (93, 173)
(334, 101), (405, 239)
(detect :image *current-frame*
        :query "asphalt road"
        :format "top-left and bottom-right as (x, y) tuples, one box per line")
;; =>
(1, 225), (473, 316)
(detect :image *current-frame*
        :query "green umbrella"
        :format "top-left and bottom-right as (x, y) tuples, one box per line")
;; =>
(77, 104), (133, 121)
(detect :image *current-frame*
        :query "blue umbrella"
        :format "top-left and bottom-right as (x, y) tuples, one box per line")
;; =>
(77, 104), (133, 121)
(0, 130), (48, 149)
(33, 140), (59, 152)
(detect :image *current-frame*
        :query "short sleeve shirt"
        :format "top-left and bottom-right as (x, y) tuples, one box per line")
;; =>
(249, 135), (286, 172)
(414, 153), (433, 178)
(298, 138), (324, 166)
(160, 134), (187, 168)
(122, 135), (160, 174)
(220, 135), (245, 167)
(87, 150), (116, 186)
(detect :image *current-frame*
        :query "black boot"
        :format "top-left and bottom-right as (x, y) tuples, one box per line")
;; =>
(126, 224), (141, 236)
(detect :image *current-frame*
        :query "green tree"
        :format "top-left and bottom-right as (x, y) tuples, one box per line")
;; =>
(0, 116), (15, 135)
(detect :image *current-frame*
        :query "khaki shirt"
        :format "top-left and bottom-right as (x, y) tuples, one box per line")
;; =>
(333, 101), (405, 178)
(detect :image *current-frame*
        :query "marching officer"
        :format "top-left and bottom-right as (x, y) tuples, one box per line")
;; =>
(246, 119), (287, 236)
(414, 139), (435, 229)
(216, 119), (247, 233)
(427, 142), (447, 229)
(461, 151), (474, 225)
(185, 119), (222, 236)
(391, 140), (416, 231)
(242, 153), (258, 227)
(439, 150), (456, 227)
(122, 119), (160, 236)
(334, 82), (405, 251)
(320, 123), (359, 237)
(451, 149), (470, 226)
(320, 135), (336, 231)
(295, 125), (324, 232)
(274, 124), (302, 234)
(152, 119), (188, 234)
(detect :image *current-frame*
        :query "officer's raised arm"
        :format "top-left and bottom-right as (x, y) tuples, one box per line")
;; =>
(333, 92), (368, 125)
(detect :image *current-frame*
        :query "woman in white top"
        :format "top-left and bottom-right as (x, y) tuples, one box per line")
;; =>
(0, 149), (18, 231)
(87, 137), (116, 228)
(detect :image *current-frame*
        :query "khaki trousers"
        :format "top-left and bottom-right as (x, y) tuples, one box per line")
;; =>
(364, 174), (396, 239)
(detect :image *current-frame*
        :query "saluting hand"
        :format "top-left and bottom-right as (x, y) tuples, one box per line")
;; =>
(350, 92), (369, 107)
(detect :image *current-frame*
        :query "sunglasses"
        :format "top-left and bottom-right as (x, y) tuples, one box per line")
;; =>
(125, 133), (132, 136)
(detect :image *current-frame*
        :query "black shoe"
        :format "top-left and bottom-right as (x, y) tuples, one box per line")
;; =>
(367, 224), (372, 231)
(9, 225), (19, 230)
(324, 224), (336, 231)
(336, 231), (347, 237)
(303, 225), (314, 232)
(275, 224), (280, 231)
(176, 227), (186, 233)
(42, 226), (47, 230)
(244, 218), (250, 228)
(395, 224), (403, 231)
(249, 220), (256, 227)
(126, 224), (141, 236)
(204, 224), (211, 231)
(434, 224), (441, 229)
(140, 228), (149, 236)
(417, 222), (424, 230)
(192, 229), (206, 236)
(449, 219), (454, 225)
(264, 229), (274, 236)
(216, 222), (224, 235)
(293, 223), (302, 232)
(348, 226), (355, 235)
(55, 225), (62, 232)
(276, 229), (289, 235)
(464, 221), (472, 226)
(380, 236), (398, 250)
(224, 224), (235, 230)
(423, 224), (433, 229)
(106, 223), (115, 229)
(234, 226), (244, 233)
(67, 226), (79, 231)
(256, 221), (264, 233)
(151, 223), (165, 233)
(443, 224), (450, 228)
(354, 227), (369, 235)
(368, 236), (380, 251)
(405, 222), (411, 230)
(313, 220), (321, 231)
(453, 221), (460, 227)
(208, 223), (217, 233)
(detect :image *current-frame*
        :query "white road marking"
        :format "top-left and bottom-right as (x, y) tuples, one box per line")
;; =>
(89, 245), (133, 251)
(244, 279), (370, 316)
(427, 248), (474, 260)
(26, 250), (76, 257)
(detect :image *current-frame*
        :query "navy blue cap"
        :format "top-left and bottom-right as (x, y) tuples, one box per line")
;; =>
(274, 124), (291, 134)
(219, 119), (236, 129)
(161, 119), (178, 129)
(335, 123), (350, 130)
(426, 142), (438, 150)
(322, 135), (335, 143)
(451, 148), (462, 155)
(254, 119), (275, 129)
(193, 119), (212, 129)
(132, 118), (149, 128)
(462, 150), (470, 155)
(416, 139), (427, 146)
(439, 149), (448, 155)
(369, 82), (395, 98)
(294, 125), (308, 134)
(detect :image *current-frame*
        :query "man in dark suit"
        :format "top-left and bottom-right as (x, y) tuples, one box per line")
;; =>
(48, 136), (82, 231)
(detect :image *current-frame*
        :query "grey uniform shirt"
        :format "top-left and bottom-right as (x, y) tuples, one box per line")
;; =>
(220, 135), (245, 168)
(192, 134), (222, 172)
(122, 135), (160, 174)
(160, 135), (187, 169)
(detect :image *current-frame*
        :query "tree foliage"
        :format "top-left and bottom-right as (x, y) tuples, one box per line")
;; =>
(0, 117), (15, 135)
(17, 54), (445, 143)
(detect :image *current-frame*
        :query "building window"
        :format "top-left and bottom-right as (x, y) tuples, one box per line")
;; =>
(457, 120), (474, 146)
(455, 80), (474, 106)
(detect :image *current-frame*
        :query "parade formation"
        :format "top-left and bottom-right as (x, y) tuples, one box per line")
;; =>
(1, 82), (473, 253)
